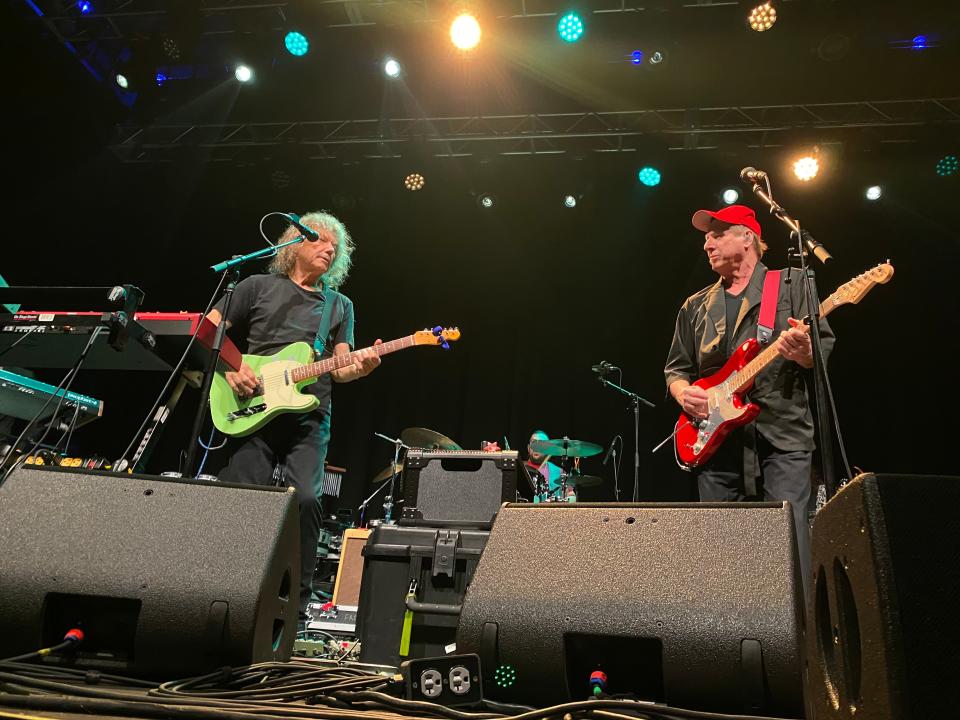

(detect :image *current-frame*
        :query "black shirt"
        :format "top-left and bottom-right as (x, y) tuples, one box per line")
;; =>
(216, 274), (355, 414)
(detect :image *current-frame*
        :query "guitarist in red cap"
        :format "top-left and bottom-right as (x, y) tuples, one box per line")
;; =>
(664, 204), (834, 595)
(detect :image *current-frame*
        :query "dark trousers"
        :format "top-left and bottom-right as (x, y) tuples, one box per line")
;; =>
(696, 430), (812, 600)
(219, 411), (331, 615)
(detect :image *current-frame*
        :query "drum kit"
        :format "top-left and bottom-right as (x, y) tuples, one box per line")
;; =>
(526, 437), (604, 503)
(366, 428), (607, 510)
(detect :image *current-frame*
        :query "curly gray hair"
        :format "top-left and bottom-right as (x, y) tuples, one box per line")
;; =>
(267, 211), (355, 290)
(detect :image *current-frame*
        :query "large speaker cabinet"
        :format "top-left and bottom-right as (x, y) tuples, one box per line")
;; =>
(457, 502), (804, 716)
(807, 473), (960, 719)
(0, 466), (299, 676)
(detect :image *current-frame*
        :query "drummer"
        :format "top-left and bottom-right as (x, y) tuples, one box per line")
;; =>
(525, 430), (576, 502)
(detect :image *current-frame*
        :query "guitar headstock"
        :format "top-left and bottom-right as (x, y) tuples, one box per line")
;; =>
(413, 326), (461, 349)
(824, 262), (894, 312)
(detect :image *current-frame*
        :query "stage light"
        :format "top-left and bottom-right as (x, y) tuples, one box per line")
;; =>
(161, 36), (181, 61)
(912, 35), (928, 50)
(793, 156), (819, 182)
(450, 14), (481, 50)
(748, 3), (777, 32)
(638, 167), (661, 187)
(563, 194), (577, 208)
(478, 194), (495, 209)
(383, 58), (402, 78)
(648, 50), (664, 65)
(722, 188), (740, 205)
(631, 50), (643, 65)
(557, 13), (584, 43)
(404, 173), (425, 191)
(77, 1), (92, 14)
(235, 64), (253, 82)
(936, 155), (958, 177)
(155, 71), (167, 86)
(115, 73), (129, 89)
(865, 185), (882, 201)
(284, 31), (309, 57)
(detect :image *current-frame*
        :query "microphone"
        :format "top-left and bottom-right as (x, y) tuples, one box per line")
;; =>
(591, 361), (618, 374)
(286, 213), (319, 242)
(602, 438), (617, 466)
(740, 167), (767, 183)
(800, 229), (833, 264)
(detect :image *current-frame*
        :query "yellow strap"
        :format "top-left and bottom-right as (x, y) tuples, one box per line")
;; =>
(399, 591), (415, 657)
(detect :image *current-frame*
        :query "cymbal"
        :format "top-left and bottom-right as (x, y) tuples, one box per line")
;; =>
(529, 437), (603, 458)
(401, 427), (462, 451)
(372, 462), (403, 484)
(568, 474), (603, 488)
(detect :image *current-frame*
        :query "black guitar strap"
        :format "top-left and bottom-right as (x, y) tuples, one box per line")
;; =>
(312, 287), (335, 358)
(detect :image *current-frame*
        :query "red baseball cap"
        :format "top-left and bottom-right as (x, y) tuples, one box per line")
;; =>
(691, 204), (762, 237)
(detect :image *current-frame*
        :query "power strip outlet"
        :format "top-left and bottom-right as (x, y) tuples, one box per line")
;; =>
(400, 654), (483, 707)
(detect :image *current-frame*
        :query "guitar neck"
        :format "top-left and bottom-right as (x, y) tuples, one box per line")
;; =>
(291, 335), (415, 382)
(732, 298), (833, 392)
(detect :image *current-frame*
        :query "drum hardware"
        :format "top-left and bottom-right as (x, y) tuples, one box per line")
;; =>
(400, 427), (462, 451)
(528, 436), (604, 502)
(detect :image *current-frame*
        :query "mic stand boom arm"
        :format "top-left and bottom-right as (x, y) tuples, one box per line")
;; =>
(598, 375), (654, 502)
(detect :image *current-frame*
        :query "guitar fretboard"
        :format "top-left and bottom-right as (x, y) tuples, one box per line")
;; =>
(731, 297), (834, 393)
(291, 335), (416, 383)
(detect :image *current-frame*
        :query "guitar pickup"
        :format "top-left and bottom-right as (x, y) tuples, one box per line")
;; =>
(226, 404), (267, 422)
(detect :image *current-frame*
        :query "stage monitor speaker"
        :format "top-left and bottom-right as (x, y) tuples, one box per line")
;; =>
(456, 502), (804, 716)
(0, 466), (299, 676)
(806, 473), (960, 719)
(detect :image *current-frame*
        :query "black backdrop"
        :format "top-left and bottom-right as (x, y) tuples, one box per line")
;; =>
(4, 9), (958, 517)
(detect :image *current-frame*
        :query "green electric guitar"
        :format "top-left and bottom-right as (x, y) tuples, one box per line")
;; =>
(210, 326), (460, 437)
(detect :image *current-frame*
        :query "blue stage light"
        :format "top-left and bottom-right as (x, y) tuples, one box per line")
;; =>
(558, 13), (584, 43)
(78, 1), (92, 14)
(638, 167), (661, 187)
(155, 71), (167, 86)
(912, 35), (928, 49)
(285, 31), (309, 57)
(631, 50), (643, 64)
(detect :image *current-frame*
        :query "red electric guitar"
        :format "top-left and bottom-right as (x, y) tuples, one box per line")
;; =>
(674, 262), (894, 470)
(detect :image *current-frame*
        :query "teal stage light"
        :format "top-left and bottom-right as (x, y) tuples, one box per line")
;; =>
(638, 166), (661, 187)
(936, 155), (958, 177)
(558, 12), (584, 43)
(284, 31), (309, 57)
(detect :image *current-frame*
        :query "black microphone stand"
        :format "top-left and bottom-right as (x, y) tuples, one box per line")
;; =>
(181, 236), (307, 479)
(597, 369), (654, 502)
(745, 177), (852, 501)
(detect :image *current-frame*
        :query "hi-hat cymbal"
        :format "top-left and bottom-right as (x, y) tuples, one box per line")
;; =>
(529, 437), (603, 458)
(568, 474), (603, 488)
(401, 427), (462, 451)
(372, 462), (403, 484)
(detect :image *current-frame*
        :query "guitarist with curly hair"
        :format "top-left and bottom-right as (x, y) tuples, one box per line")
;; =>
(664, 204), (835, 594)
(207, 211), (381, 620)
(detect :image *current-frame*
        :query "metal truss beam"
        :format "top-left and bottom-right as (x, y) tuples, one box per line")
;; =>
(108, 98), (960, 164)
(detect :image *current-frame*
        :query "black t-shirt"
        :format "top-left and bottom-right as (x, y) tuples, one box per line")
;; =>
(215, 273), (355, 414)
(724, 289), (741, 356)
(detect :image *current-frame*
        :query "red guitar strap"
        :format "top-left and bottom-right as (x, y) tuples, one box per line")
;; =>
(757, 270), (781, 345)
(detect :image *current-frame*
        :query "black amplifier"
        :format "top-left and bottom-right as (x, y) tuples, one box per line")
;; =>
(401, 450), (517, 527)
